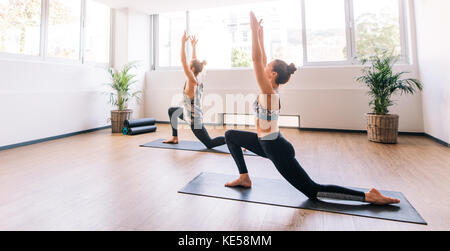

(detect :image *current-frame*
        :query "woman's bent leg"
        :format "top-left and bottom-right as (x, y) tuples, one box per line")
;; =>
(260, 135), (366, 202)
(191, 125), (226, 149)
(168, 107), (183, 137)
(225, 130), (267, 174)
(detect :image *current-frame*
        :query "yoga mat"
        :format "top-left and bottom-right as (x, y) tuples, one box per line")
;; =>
(141, 139), (257, 156)
(128, 125), (157, 135)
(124, 118), (156, 128)
(178, 172), (427, 225)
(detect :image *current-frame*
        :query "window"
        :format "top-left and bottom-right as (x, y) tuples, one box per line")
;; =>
(158, 11), (186, 67)
(266, 1), (303, 67)
(186, 0), (302, 69)
(189, 6), (250, 69)
(353, 0), (402, 57)
(151, 0), (410, 69)
(304, 0), (348, 62)
(47, 0), (81, 60)
(84, 0), (110, 63)
(0, 0), (42, 56)
(0, 0), (111, 64)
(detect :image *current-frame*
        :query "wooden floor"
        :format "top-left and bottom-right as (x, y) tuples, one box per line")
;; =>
(0, 123), (449, 231)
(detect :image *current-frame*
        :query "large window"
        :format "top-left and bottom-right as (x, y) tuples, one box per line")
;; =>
(304, 0), (348, 62)
(158, 11), (186, 67)
(353, 0), (402, 57)
(84, 0), (110, 63)
(0, 0), (111, 64)
(189, 0), (302, 68)
(153, 0), (410, 69)
(0, 0), (42, 56)
(47, 0), (81, 60)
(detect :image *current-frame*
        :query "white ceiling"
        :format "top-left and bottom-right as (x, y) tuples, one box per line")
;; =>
(95, 0), (268, 14)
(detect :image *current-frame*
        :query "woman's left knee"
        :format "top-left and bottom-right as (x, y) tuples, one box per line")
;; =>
(225, 130), (237, 142)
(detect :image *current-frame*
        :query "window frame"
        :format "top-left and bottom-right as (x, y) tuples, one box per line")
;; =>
(152, 0), (411, 70)
(351, 0), (410, 64)
(303, 0), (409, 66)
(152, 11), (188, 71)
(302, 0), (354, 66)
(82, 0), (113, 66)
(0, 0), (45, 60)
(0, 0), (111, 67)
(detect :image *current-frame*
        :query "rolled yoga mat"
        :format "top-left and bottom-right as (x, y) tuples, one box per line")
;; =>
(124, 118), (156, 128)
(127, 125), (157, 135)
(178, 172), (427, 225)
(141, 139), (257, 156)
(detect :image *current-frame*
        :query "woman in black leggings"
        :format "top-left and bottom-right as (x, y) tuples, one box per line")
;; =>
(225, 12), (400, 205)
(163, 32), (225, 149)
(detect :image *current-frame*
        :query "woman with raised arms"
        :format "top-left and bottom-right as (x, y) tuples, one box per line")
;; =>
(163, 33), (226, 149)
(224, 12), (400, 205)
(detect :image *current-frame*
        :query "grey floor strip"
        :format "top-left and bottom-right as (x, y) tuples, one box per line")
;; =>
(0, 126), (111, 151)
(179, 172), (427, 225)
(141, 139), (257, 156)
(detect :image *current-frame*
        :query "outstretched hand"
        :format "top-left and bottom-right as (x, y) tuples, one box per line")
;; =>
(182, 31), (190, 43)
(257, 20), (264, 40)
(190, 35), (198, 47)
(250, 11), (263, 31)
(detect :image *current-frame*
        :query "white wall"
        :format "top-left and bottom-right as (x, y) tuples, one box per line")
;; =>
(414, 0), (450, 144)
(145, 65), (424, 132)
(112, 8), (151, 119)
(0, 59), (111, 147)
(0, 7), (150, 148)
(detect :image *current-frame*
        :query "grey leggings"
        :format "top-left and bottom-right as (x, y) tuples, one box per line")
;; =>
(168, 107), (225, 149)
(225, 130), (366, 202)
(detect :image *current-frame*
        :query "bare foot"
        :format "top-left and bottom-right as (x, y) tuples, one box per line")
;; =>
(163, 137), (179, 144)
(243, 148), (247, 152)
(365, 188), (400, 205)
(225, 174), (252, 188)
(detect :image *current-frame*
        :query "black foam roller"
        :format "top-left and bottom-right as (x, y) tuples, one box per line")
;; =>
(128, 125), (157, 135)
(124, 118), (156, 128)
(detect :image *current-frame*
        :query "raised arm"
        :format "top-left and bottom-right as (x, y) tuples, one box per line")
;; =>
(250, 12), (273, 94)
(258, 21), (267, 66)
(190, 35), (198, 60)
(181, 31), (196, 84)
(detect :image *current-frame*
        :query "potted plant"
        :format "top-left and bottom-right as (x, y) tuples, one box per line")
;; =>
(357, 52), (423, 144)
(107, 62), (142, 133)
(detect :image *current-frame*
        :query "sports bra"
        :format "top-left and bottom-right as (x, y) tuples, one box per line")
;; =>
(253, 93), (281, 121)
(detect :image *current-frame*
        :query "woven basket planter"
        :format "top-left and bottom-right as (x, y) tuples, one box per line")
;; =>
(111, 110), (133, 133)
(366, 114), (399, 144)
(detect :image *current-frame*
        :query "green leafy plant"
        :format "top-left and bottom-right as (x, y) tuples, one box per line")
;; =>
(231, 48), (252, 68)
(107, 62), (141, 111)
(357, 52), (423, 115)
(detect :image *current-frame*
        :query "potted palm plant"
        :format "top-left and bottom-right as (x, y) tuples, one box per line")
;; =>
(357, 52), (423, 144)
(107, 62), (142, 133)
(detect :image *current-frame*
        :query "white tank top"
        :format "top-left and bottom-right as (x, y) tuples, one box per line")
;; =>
(183, 74), (204, 125)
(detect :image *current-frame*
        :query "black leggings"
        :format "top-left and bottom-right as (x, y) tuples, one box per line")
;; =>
(168, 107), (226, 149)
(225, 130), (366, 202)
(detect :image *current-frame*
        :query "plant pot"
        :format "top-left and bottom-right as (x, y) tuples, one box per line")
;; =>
(111, 110), (133, 133)
(366, 114), (399, 144)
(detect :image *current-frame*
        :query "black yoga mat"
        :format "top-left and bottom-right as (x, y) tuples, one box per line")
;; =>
(141, 139), (257, 156)
(124, 118), (156, 128)
(178, 172), (427, 225)
(127, 125), (157, 135)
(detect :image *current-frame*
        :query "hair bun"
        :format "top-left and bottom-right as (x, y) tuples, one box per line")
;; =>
(287, 63), (297, 75)
(202, 60), (207, 66)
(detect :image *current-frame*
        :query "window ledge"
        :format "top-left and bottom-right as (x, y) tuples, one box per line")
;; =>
(151, 62), (416, 73)
(0, 53), (109, 68)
